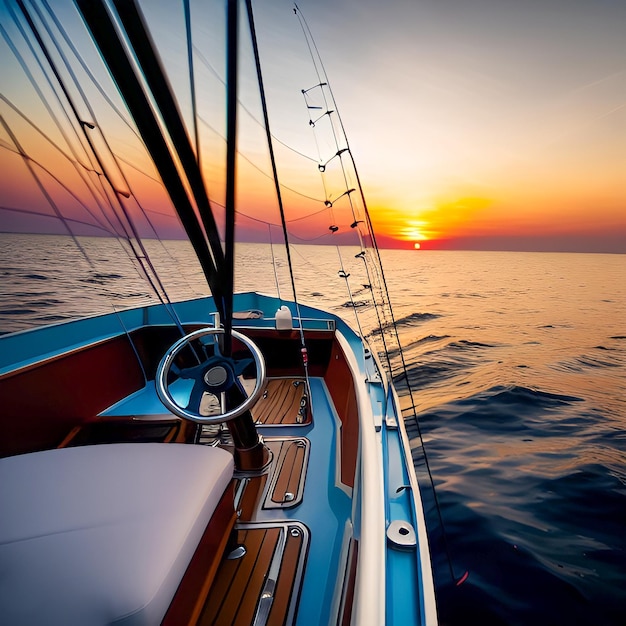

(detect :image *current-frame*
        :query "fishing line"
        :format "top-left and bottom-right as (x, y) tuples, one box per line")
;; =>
(0, 203), (115, 234)
(26, 0), (173, 296)
(244, 0), (312, 399)
(0, 141), (113, 235)
(39, 0), (143, 145)
(293, 1), (468, 587)
(193, 44), (320, 165)
(15, 0), (193, 339)
(0, 18), (121, 236)
(0, 113), (94, 265)
(195, 109), (326, 205)
(335, 245), (366, 339)
(76, 0), (229, 337)
(11, 0), (139, 242)
(267, 223), (282, 299)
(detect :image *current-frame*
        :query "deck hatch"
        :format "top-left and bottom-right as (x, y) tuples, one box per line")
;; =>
(199, 522), (309, 626)
(262, 438), (309, 509)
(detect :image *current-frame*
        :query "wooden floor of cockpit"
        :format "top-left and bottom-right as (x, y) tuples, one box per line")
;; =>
(198, 522), (308, 626)
(251, 378), (310, 425)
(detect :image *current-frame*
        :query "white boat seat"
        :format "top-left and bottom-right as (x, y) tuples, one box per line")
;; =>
(0, 443), (234, 626)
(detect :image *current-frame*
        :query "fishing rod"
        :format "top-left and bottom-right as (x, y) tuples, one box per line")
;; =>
(292, 2), (469, 588)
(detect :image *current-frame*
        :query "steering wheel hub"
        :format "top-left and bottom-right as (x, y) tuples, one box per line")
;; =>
(204, 364), (229, 388)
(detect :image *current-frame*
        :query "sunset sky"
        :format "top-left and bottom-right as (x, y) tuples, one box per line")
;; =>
(1, 0), (625, 252)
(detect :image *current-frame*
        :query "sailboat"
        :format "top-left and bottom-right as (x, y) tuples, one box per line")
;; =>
(0, 1), (437, 624)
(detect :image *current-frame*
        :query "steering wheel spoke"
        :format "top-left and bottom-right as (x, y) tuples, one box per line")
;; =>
(156, 327), (266, 424)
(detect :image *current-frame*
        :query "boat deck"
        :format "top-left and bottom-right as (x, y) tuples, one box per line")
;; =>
(55, 376), (352, 626)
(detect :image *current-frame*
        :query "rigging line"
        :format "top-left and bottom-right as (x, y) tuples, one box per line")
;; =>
(16, 0), (173, 310)
(192, 46), (319, 165)
(0, 18), (120, 233)
(267, 223), (281, 299)
(75, 0), (224, 318)
(110, 0), (226, 275)
(183, 0), (200, 166)
(294, 8), (452, 576)
(0, 142), (114, 235)
(10, 0), (139, 242)
(245, 0), (311, 386)
(39, 0), (143, 146)
(0, 114), (92, 264)
(335, 246), (366, 339)
(0, 203), (116, 234)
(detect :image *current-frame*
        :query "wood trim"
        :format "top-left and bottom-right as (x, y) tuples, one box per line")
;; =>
(323, 338), (359, 488)
(56, 415), (197, 448)
(340, 539), (359, 626)
(235, 474), (268, 521)
(0, 334), (145, 457)
(162, 482), (237, 626)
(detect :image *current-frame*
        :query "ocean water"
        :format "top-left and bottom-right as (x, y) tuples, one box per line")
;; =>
(1, 234), (625, 625)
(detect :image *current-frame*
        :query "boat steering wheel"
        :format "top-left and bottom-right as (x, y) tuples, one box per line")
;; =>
(155, 327), (266, 424)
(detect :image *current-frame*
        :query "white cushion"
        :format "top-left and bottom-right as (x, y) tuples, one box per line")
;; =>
(0, 443), (234, 625)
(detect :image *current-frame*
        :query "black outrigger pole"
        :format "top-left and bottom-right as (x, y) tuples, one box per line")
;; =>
(220, 0), (269, 469)
(76, 0), (268, 470)
(75, 0), (226, 317)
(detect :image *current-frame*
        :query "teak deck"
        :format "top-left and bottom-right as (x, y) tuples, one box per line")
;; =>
(199, 523), (308, 626)
(251, 378), (311, 426)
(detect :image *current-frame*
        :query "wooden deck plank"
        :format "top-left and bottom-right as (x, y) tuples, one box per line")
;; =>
(268, 527), (304, 625)
(272, 442), (304, 504)
(234, 528), (281, 625)
(251, 379), (310, 425)
(199, 524), (307, 626)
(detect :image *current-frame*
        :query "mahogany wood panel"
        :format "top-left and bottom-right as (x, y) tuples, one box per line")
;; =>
(341, 540), (358, 626)
(323, 339), (359, 488)
(57, 415), (197, 448)
(162, 482), (237, 626)
(0, 335), (145, 457)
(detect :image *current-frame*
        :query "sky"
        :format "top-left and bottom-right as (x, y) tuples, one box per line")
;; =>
(0, 0), (625, 253)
